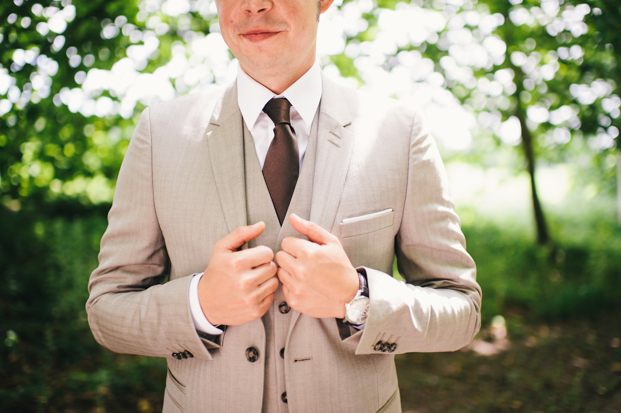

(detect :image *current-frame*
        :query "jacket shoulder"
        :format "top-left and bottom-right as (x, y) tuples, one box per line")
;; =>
(324, 78), (422, 143)
(147, 82), (232, 129)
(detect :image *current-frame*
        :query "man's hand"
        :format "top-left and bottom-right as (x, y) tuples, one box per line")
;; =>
(276, 214), (359, 319)
(198, 222), (279, 326)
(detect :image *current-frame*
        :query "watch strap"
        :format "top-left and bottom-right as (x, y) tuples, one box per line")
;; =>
(357, 268), (369, 297)
(343, 269), (370, 326)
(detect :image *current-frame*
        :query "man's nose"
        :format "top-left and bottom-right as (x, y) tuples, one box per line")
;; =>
(242, 0), (273, 14)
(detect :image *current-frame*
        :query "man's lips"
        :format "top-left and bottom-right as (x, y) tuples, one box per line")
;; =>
(241, 30), (281, 42)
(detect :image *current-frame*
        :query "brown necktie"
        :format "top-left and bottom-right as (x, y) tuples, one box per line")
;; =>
(262, 98), (299, 225)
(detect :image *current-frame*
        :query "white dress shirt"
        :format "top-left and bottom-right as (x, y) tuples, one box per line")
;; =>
(188, 63), (323, 335)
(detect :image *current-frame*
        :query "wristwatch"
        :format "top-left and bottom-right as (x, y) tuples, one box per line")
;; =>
(343, 270), (370, 326)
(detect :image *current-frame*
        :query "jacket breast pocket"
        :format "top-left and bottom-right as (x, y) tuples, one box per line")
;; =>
(339, 209), (394, 238)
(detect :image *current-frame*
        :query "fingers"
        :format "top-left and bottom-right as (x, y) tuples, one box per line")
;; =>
(281, 284), (291, 305)
(289, 214), (335, 245)
(216, 222), (266, 252)
(254, 277), (279, 314)
(258, 292), (276, 314)
(251, 261), (278, 285)
(275, 249), (296, 271)
(280, 236), (308, 258)
(277, 266), (294, 286)
(258, 274), (280, 295)
(237, 245), (274, 269)
(280, 273), (295, 306)
(235, 261), (277, 293)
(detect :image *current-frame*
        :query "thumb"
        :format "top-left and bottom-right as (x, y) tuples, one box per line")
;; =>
(217, 221), (266, 251)
(289, 214), (334, 245)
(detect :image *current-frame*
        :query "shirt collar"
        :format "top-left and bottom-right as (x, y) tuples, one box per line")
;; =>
(236, 62), (322, 132)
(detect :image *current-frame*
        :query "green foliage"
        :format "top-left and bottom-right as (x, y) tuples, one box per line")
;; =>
(0, 0), (140, 210)
(0, 209), (165, 412)
(462, 201), (621, 322)
(570, 0), (621, 195)
(330, 53), (360, 81)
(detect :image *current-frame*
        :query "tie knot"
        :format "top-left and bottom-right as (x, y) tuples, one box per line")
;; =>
(263, 98), (292, 126)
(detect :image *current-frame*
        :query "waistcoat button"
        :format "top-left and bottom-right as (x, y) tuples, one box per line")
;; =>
(280, 348), (285, 359)
(245, 347), (259, 363)
(278, 302), (291, 314)
(281, 391), (288, 403)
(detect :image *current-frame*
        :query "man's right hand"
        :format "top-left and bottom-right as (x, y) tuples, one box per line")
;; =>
(198, 222), (278, 326)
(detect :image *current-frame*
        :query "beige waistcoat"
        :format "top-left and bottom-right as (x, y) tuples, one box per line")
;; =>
(243, 114), (317, 412)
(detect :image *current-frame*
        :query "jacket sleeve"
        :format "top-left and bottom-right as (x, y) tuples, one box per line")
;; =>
(86, 108), (220, 361)
(351, 110), (481, 355)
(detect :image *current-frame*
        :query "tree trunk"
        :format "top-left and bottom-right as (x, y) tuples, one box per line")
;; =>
(510, 65), (552, 245)
(517, 113), (551, 245)
(500, 3), (553, 246)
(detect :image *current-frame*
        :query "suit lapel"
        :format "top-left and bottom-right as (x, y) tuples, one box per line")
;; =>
(287, 75), (355, 341)
(205, 82), (248, 234)
(309, 75), (355, 234)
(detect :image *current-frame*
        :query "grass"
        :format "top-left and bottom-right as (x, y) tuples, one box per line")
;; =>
(460, 197), (621, 323)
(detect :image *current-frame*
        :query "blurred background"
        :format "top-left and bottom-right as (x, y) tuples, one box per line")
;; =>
(1, 0), (620, 411)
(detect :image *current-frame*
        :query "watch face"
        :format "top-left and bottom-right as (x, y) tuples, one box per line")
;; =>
(346, 297), (370, 325)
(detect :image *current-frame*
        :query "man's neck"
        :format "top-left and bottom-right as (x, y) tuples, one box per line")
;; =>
(239, 58), (315, 95)
(237, 62), (322, 138)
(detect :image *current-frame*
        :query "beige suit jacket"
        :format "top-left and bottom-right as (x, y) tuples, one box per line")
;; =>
(87, 74), (482, 413)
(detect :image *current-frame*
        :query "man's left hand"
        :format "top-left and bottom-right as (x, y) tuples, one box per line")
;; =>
(276, 214), (360, 319)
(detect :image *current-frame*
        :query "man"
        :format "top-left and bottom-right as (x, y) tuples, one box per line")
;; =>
(86, 0), (482, 411)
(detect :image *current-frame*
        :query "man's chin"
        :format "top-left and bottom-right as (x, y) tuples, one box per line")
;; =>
(239, 56), (288, 73)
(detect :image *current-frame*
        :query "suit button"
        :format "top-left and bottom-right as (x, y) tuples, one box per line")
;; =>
(281, 391), (288, 403)
(380, 342), (390, 353)
(246, 347), (259, 363)
(389, 343), (397, 353)
(373, 341), (384, 352)
(279, 302), (291, 314)
(183, 350), (194, 358)
(280, 348), (285, 359)
(172, 352), (179, 359)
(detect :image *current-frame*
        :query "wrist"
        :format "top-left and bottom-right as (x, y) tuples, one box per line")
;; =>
(345, 267), (361, 302)
(197, 274), (221, 326)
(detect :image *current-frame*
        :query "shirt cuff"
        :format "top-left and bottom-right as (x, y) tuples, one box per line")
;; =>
(350, 323), (366, 331)
(189, 272), (224, 335)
